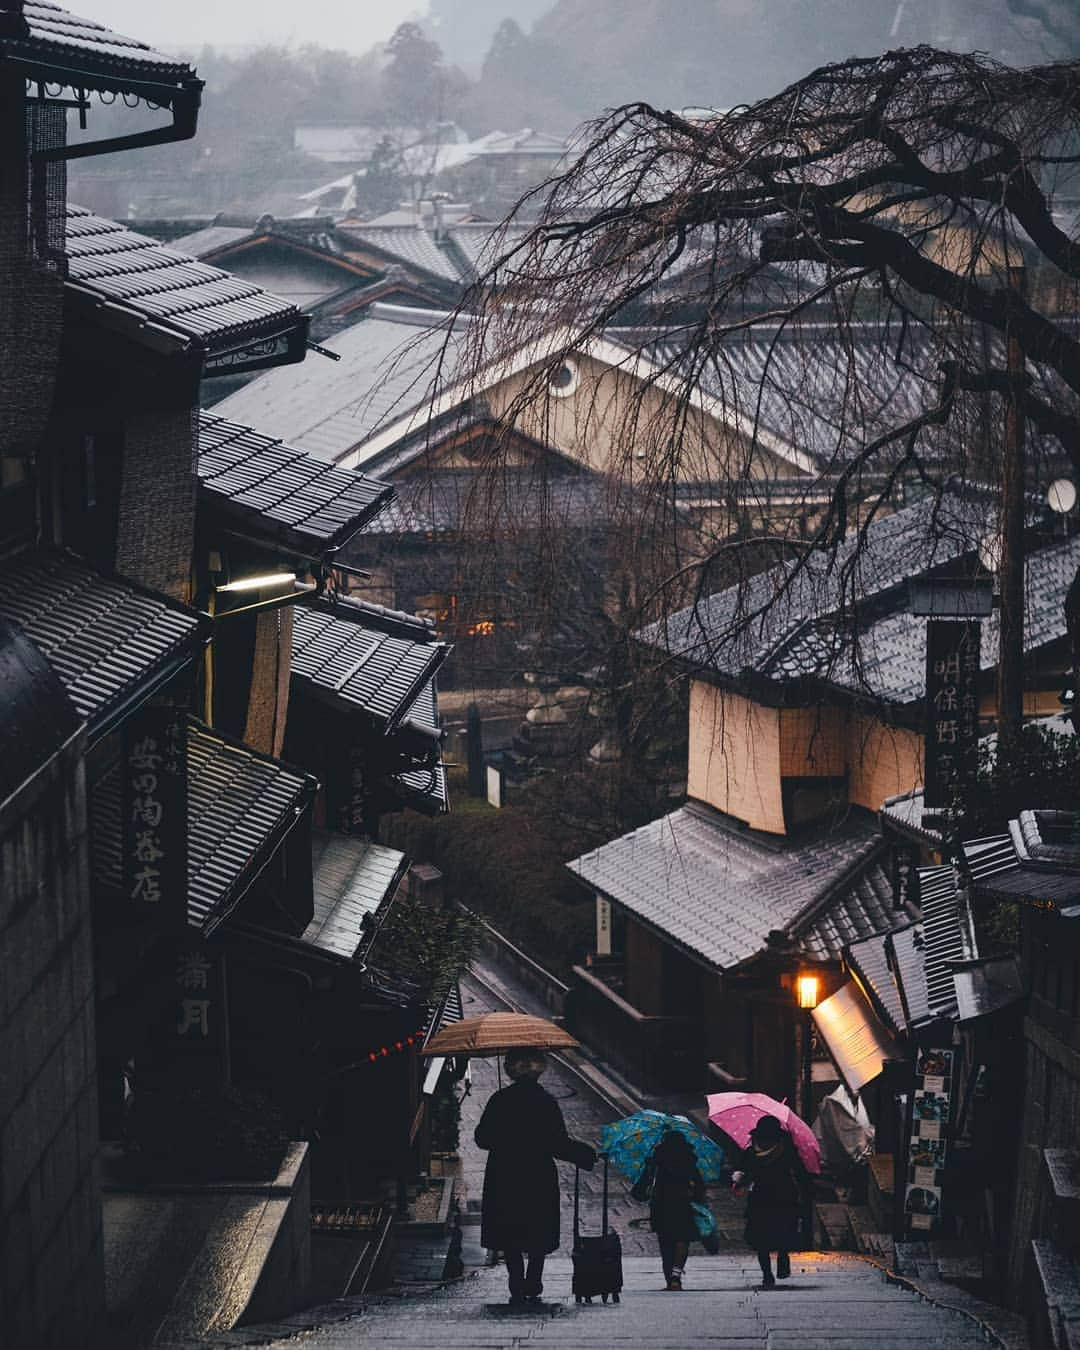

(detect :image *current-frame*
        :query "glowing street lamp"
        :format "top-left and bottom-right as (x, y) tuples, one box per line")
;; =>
(796, 973), (821, 1011)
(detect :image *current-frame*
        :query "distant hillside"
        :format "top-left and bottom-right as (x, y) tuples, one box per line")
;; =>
(467, 0), (1078, 133)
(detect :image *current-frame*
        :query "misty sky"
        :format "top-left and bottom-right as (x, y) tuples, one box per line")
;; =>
(89, 0), (426, 54)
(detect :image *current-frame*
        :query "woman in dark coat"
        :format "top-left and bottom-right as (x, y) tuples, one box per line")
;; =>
(474, 1048), (596, 1304)
(647, 1130), (705, 1290)
(738, 1115), (809, 1289)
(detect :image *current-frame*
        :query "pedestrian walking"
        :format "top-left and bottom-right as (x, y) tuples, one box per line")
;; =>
(642, 1129), (706, 1290)
(474, 1048), (596, 1305)
(736, 1114), (809, 1289)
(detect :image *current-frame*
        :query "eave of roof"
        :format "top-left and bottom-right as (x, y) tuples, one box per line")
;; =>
(187, 718), (317, 934)
(64, 205), (307, 361)
(3, 3), (200, 98)
(302, 829), (409, 961)
(291, 601), (449, 733)
(0, 548), (203, 741)
(197, 413), (395, 556)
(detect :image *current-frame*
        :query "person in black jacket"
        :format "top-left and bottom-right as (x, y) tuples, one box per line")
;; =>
(737, 1114), (809, 1289)
(646, 1130), (705, 1290)
(474, 1048), (596, 1304)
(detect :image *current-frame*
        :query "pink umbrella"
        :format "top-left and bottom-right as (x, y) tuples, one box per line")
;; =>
(706, 1091), (822, 1175)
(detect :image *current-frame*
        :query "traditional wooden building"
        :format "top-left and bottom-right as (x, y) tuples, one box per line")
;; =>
(567, 492), (1078, 1099)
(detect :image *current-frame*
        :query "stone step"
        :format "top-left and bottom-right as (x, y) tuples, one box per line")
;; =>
(267, 1255), (993, 1347)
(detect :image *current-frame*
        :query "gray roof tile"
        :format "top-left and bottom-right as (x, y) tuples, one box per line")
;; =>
(8, 3), (195, 80)
(568, 801), (881, 971)
(341, 225), (464, 283)
(291, 600), (448, 731)
(198, 413), (395, 552)
(640, 491), (1080, 705)
(64, 205), (304, 353)
(846, 931), (906, 1034)
(389, 680), (448, 814)
(303, 829), (407, 959)
(798, 859), (917, 961)
(187, 720), (315, 933)
(212, 310), (464, 464)
(0, 549), (200, 727)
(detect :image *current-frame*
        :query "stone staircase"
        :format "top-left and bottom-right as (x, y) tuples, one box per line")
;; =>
(264, 1253), (1002, 1348)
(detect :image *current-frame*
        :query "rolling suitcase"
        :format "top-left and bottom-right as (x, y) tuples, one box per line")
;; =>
(572, 1157), (622, 1304)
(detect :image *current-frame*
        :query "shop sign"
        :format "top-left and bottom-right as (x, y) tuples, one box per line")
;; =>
(124, 704), (187, 932)
(923, 621), (980, 809)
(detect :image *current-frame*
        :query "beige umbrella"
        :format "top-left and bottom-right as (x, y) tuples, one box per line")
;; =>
(421, 1011), (579, 1058)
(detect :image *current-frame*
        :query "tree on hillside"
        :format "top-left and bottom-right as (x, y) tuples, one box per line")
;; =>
(454, 47), (1080, 722)
(383, 22), (460, 127)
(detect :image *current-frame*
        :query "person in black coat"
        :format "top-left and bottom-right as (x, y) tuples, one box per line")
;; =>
(736, 1114), (809, 1289)
(474, 1048), (596, 1304)
(646, 1130), (705, 1290)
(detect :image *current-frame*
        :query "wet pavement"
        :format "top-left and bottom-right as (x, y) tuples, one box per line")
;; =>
(260, 1252), (1000, 1348)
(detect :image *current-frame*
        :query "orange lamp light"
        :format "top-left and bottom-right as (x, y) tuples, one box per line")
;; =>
(796, 973), (821, 1010)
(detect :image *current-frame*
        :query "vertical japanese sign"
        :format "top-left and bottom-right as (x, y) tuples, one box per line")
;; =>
(169, 937), (230, 1084)
(924, 621), (981, 809)
(905, 1047), (954, 1233)
(124, 704), (187, 933)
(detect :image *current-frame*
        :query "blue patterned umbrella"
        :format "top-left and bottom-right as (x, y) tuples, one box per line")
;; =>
(600, 1109), (726, 1184)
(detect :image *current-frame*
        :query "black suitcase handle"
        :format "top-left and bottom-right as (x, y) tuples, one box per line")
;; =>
(574, 1155), (609, 1240)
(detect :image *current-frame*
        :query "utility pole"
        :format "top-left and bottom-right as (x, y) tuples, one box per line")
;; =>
(997, 265), (1027, 747)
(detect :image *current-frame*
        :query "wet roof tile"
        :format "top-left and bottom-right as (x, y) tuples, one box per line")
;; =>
(64, 205), (304, 353)
(0, 549), (200, 729)
(198, 413), (395, 553)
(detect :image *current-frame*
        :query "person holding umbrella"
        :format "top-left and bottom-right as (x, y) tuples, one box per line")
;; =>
(644, 1129), (707, 1291)
(736, 1114), (810, 1290)
(474, 1048), (597, 1305)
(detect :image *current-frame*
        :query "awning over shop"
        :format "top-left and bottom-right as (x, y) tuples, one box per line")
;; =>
(198, 414), (395, 557)
(812, 980), (901, 1096)
(0, 548), (202, 741)
(292, 598), (448, 733)
(302, 829), (408, 961)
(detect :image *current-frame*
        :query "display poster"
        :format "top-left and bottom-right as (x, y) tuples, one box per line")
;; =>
(905, 1048), (954, 1233)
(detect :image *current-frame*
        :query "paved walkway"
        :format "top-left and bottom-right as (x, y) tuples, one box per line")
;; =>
(263, 1252), (997, 1348)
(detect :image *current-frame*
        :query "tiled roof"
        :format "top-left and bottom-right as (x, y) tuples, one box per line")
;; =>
(797, 857), (917, 961)
(303, 829), (408, 960)
(568, 800), (881, 972)
(6, 3), (196, 84)
(913, 864), (977, 1023)
(197, 413), (395, 553)
(187, 720), (315, 933)
(646, 325), (944, 473)
(212, 309), (464, 464)
(638, 491), (1080, 705)
(887, 923), (930, 1027)
(90, 717), (317, 932)
(291, 599), (448, 732)
(0, 549), (200, 732)
(168, 226), (257, 258)
(340, 226), (464, 283)
(364, 467), (611, 536)
(846, 932), (907, 1034)
(64, 206), (306, 355)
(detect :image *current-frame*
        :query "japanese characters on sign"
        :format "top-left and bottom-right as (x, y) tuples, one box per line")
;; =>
(167, 937), (229, 1083)
(123, 704), (187, 931)
(905, 1047), (954, 1233)
(923, 621), (981, 810)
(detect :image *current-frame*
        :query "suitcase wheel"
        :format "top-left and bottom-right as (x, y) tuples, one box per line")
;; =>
(575, 1295), (582, 1304)
(612, 1293), (620, 1303)
(601, 1294), (608, 1303)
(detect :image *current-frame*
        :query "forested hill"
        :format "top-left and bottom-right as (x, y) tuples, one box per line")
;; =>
(467, 0), (1078, 130)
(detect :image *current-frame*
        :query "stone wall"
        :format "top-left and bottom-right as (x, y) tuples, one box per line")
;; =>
(0, 736), (103, 1349)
